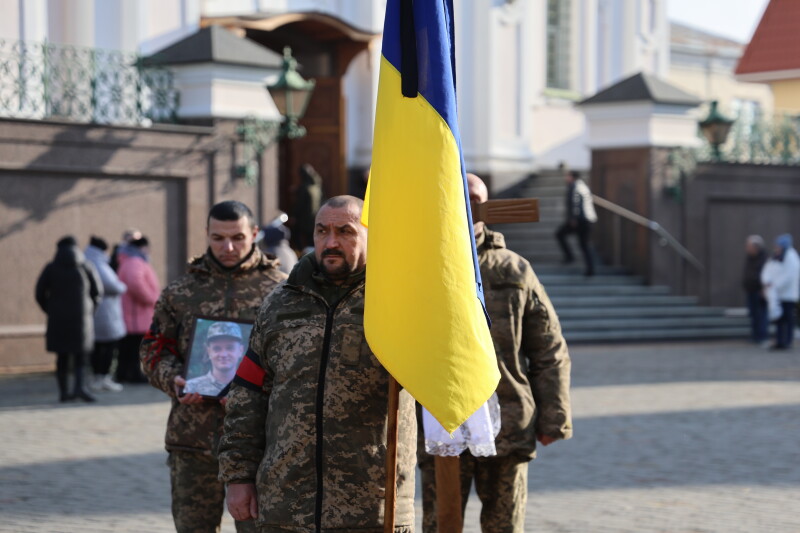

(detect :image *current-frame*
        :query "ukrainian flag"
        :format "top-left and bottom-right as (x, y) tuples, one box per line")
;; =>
(364, 0), (500, 433)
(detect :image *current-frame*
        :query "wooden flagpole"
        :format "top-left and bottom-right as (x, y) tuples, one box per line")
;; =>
(435, 455), (463, 532)
(384, 376), (400, 532)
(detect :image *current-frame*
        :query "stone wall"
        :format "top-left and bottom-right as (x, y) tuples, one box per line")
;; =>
(589, 146), (800, 307)
(0, 117), (279, 372)
(683, 163), (800, 306)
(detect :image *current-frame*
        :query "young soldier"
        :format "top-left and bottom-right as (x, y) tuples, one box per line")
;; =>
(140, 201), (286, 533)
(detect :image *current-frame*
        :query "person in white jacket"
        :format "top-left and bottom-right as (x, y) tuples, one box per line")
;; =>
(555, 170), (597, 276)
(84, 236), (127, 392)
(761, 233), (800, 350)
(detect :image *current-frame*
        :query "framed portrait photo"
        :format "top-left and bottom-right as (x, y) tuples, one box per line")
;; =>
(180, 316), (254, 399)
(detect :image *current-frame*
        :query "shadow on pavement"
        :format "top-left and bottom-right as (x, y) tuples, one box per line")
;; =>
(529, 403), (800, 493)
(569, 341), (800, 388)
(0, 373), (169, 411)
(0, 451), (172, 515)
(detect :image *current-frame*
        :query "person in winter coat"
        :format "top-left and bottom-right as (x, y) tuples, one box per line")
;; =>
(219, 196), (417, 532)
(742, 235), (768, 345)
(84, 236), (127, 392)
(35, 236), (103, 402)
(761, 233), (800, 350)
(258, 214), (298, 275)
(140, 201), (285, 533)
(420, 174), (572, 533)
(109, 228), (142, 272)
(117, 236), (160, 382)
(292, 163), (323, 251)
(555, 169), (597, 276)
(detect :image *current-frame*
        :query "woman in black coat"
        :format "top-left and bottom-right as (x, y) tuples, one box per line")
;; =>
(35, 236), (103, 402)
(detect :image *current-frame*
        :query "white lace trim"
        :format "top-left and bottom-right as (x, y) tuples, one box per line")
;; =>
(422, 393), (501, 457)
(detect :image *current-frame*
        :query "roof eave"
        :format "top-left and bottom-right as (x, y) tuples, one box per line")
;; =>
(735, 68), (800, 83)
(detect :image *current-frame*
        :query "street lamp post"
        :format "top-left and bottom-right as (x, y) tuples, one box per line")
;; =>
(236, 46), (315, 183)
(699, 100), (734, 161)
(267, 47), (316, 140)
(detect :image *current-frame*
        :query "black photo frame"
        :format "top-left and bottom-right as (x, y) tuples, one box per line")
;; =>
(180, 316), (254, 400)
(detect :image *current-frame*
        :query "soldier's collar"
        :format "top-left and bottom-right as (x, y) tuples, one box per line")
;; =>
(288, 254), (365, 291)
(206, 245), (258, 273)
(311, 264), (365, 289)
(479, 228), (506, 250)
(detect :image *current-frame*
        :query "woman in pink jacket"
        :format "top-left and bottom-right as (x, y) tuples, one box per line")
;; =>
(117, 236), (160, 383)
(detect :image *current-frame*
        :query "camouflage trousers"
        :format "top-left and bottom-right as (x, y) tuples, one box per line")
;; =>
(168, 451), (258, 533)
(419, 451), (529, 533)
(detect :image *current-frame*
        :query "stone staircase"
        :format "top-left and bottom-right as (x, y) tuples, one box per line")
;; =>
(490, 171), (748, 343)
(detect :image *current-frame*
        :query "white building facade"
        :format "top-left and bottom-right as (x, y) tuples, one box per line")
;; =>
(0, 0), (670, 191)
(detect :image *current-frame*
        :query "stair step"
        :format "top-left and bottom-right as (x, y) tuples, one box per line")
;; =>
(546, 285), (672, 297)
(489, 171), (744, 344)
(492, 228), (562, 240)
(525, 175), (566, 187)
(561, 316), (749, 331)
(517, 252), (567, 264)
(516, 185), (566, 197)
(491, 223), (561, 234)
(538, 275), (644, 285)
(550, 295), (698, 308)
(533, 264), (631, 275)
(556, 306), (724, 319)
(565, 327), (748, 343)
(514, 247), (584, 257)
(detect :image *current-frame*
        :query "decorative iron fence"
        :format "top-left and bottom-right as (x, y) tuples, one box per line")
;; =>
(726, 113), (800, 165)
(0, 39), (178, 126)
(705, 112), (800, 165)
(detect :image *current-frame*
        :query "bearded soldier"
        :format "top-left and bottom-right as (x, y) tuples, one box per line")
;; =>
(219, 195), (416, 532)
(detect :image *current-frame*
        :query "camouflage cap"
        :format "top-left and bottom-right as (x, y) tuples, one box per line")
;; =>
(205, 321), (243, 342)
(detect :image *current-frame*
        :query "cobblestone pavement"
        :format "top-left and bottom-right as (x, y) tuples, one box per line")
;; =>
(1, 341), (799, 532)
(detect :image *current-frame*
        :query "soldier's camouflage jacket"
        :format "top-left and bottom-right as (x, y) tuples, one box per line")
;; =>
(218, 254), (416, 532)
(478, 228), (572, 459)
(139, 247), (286, 454)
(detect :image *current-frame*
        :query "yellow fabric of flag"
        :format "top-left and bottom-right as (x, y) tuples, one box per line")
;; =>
(363, 0), (499, 433)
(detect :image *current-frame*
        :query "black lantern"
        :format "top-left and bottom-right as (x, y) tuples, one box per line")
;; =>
(267, 47), (316, 139)
(699, 100), (734, 161)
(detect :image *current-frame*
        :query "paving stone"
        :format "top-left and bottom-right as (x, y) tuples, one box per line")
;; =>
(0, 340), (798, 532)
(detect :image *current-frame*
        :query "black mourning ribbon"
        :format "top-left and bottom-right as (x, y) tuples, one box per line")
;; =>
(400, 0), (418, 98)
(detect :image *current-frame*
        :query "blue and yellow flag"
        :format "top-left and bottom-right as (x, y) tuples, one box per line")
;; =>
(363, 0), (500, 433)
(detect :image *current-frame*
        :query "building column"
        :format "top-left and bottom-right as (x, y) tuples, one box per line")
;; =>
(47, 0), (95, 47)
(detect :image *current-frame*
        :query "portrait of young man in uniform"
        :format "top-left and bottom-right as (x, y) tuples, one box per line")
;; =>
(183, 320), (249, 397)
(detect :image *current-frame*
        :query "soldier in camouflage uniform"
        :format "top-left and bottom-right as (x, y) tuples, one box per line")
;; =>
(140, 201), (286, 533)
(219, 196), (416, 532)
(419, 175), (573, 533)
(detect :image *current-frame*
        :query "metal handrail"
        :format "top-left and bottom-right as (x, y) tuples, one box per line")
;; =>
(592, 194), (704, 272)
